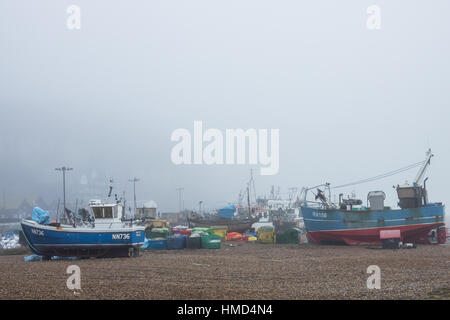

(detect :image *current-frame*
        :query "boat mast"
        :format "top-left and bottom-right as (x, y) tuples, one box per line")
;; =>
(129, 177), (140, 218)
(55, 166), (73, 213)
(55, 166), (73, 225)
(246, 169), (257, 216)
(247, 186), (251, 216)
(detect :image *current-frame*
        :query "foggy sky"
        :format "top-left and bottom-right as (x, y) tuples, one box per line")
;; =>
(1, 1), (449, 223)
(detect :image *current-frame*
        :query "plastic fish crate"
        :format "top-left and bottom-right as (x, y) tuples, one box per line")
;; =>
(186, 236), (202, 249)
(257, 229), (275, 244)
(147, 239), (167, 250)
(167, 235), (186, 250)
(275, 231), (300, 244)
(148, 230), (169, 240)
(201, 234), (222, 249)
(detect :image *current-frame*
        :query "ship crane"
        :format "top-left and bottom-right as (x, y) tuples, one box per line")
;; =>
(413, 148), (433, 186)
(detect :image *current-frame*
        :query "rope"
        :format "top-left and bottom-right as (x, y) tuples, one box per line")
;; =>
(332, 160), (426, 189)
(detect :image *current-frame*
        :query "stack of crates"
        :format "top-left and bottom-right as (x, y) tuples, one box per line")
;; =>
(257, 226), (275, 244)
(146, 227), (170, 250)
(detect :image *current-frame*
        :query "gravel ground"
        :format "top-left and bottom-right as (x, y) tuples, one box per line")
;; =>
(0, 243), (449, 300)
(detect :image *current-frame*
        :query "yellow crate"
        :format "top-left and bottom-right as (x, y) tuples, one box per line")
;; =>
(211, 225), (228, 240)
(257, 229), (275, 243)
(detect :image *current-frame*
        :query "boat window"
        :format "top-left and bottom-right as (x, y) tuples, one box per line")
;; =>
(92, 207), (103, 219)
(113, 207), (117, 218)
(104, 207), (113, 218)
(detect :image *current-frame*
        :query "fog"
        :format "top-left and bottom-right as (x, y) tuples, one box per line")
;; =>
(1, 1), (449, 223)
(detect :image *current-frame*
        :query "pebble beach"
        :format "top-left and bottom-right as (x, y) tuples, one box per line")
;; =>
(0, 243), (449, 300)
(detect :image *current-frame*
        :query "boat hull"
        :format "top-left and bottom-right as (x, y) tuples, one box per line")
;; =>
(301, 204), (445, 245)
(21, 220), (145, 257)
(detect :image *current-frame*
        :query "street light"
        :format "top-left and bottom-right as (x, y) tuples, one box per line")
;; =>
(55, 166), (73, 222)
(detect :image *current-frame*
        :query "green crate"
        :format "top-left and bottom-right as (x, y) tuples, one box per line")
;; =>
(192, 227), (214, 234)
(148, 227), (169, 239)
(200, 234), (222, 249)
(275, 228), (300, 244)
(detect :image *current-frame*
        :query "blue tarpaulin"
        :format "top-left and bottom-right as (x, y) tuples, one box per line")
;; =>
(32, 207), (50, 225)
(24, 254), (79, 262)
(24, 254), (42, 262)
(141, 238), (150, 249)
(219, 204), (235, 220)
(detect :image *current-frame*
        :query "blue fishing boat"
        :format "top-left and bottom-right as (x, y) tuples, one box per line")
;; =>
(300, 150), (446, 245)
(21, 200), (145, 259)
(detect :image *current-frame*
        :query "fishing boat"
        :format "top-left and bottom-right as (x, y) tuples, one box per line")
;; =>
(300, 149), (446, 245)
(21, 200), (145, 259)
(187, 204), (259, 233)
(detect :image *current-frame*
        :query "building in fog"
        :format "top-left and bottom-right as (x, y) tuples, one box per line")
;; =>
(0, 200), (32, 222)
(136, 200), (158, 219)
(159, 210), (189, 225)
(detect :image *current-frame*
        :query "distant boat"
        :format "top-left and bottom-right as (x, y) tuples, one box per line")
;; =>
(187, 169), (266, 233)
(187, 215), (259, 233)
(21, 200), (145, 259)
(301, 149), (446, 245)
(187, 204), (260, 233)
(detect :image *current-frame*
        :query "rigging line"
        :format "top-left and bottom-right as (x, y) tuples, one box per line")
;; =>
(332, 160), (426, 189)
(332, 161), (424, 189)
(332, 164), (421, 189)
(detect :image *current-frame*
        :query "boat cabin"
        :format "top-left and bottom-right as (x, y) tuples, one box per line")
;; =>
(396, 183), (427, 209)
(89, 200), (125, 223)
